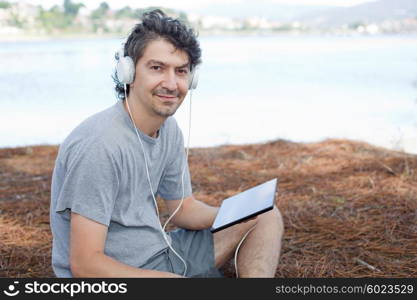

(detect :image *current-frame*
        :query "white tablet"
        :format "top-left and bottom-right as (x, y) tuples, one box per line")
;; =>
(210, 178), (278, 233)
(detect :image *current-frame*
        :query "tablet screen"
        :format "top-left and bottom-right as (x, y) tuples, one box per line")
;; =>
(210, 178), (278, 233)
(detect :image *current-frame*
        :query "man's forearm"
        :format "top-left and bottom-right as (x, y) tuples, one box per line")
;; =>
(173, 199), (219, 230)
(71, 252), (183, 278)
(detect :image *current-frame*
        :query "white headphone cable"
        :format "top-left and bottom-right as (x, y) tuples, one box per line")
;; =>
(162, 89), (192, 232)
(234, 224), (257, 278)
(124, 82), (256, 278)
(180, 88), (258, 278)
(161, 88), (193, 274)
(124, 84), (188, 276)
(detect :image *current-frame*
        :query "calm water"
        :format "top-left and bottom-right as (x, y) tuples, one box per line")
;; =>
(1, 34), (417, 153)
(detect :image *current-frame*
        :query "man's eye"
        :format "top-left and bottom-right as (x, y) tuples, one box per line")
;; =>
(177, 69), (188, 75)
(151, 66), (161, 71)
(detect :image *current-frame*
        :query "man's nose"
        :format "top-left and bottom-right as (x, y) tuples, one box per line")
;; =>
(161, 69), (178, 91)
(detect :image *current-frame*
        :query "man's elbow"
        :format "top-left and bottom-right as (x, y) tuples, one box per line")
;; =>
(169, 217), (187, 229)
(70, 255), (87, 277)
(70, 258), (82, 277)
(70, 252), (101, 277)
(167, 207), (187, 227)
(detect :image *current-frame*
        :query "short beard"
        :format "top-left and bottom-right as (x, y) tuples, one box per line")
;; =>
(151, 104), (178, 117)
(151, 88), (183, 117)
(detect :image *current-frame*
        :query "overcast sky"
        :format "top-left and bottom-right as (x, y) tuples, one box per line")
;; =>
(21, 0), (378, 10)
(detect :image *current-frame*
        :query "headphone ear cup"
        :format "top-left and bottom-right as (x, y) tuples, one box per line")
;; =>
(189, 66), (200, 90)
(116, 56), (135, 84)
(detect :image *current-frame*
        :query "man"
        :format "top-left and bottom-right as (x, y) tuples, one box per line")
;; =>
(50, 9), (284, 278)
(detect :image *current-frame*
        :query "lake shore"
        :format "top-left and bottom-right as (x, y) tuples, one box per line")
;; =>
(2, 31), (416, 43)
(0, 138), (416, 278)
(0, 32), (123, 43)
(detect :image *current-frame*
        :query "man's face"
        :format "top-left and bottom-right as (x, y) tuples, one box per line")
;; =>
(130, 39), (190, 118)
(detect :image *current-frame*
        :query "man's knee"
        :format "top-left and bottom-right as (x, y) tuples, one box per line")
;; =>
(259, 206), (284, 235)
(213, 216), (259, 267)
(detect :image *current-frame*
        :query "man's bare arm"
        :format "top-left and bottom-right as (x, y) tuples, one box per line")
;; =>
(164, 195), (219, 230)
(70, 212), (183, 278)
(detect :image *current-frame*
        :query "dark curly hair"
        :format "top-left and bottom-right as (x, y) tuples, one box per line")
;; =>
(113, 9), (202, 100)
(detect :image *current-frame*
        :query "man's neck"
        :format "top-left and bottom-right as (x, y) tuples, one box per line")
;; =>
(122, 99), (164, 138)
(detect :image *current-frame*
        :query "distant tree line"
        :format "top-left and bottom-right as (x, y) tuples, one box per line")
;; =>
(0, 0), (189, 34)
(3, 0), (413, 36)
(0, 1), (11, 9)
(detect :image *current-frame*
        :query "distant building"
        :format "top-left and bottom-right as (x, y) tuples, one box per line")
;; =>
(200, 15), (239, 30)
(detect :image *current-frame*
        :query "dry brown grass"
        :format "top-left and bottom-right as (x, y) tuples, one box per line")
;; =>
(0, 138), (416, 278)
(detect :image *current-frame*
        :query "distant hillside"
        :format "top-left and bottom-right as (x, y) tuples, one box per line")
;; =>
(189, 0), (417, 27)
(188, 0), (332, 22)
(297, 0), (417, 27)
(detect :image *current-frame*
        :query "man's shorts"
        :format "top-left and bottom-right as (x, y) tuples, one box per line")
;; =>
(138, 228), (223, 278)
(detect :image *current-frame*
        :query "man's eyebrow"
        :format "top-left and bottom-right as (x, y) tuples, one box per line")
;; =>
(146, 60), (189, 68)
(177, 63), (190, 69)
(146, 60), (165, 66)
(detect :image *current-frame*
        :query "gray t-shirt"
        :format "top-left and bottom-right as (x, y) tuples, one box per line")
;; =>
(50, 100), (192, 277)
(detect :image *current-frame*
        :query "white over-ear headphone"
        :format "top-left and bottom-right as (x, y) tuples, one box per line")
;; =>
(115, 46), (200, 90)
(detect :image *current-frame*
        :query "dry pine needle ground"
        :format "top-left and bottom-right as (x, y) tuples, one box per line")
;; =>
(0, 138), (416, 278)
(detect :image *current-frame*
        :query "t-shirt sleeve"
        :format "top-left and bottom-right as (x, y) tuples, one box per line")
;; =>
(158, 128), (192, 200)
(54, 139), (120, 226)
